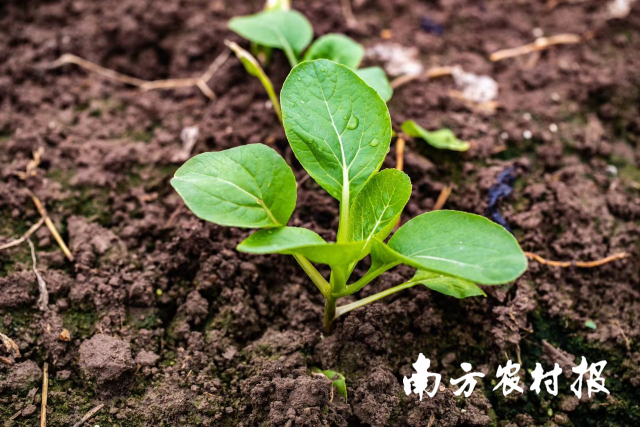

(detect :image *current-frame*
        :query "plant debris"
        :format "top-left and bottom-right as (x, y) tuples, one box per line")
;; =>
(48, 50), (230, 100)
(0, 332), (21, 359)
(524, 251), (629, 268)
(487, 167), (516, 232)
(490, 33), (582, 62)
(27, 239), (49, 312)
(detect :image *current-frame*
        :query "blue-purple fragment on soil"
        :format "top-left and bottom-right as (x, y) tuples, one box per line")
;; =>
(420, 17), (444, 35)
(487, 167), (516, 233)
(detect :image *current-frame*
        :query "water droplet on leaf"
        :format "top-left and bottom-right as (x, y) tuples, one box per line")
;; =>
(369, 138), (379, 147)
(347, 116), (359, 130)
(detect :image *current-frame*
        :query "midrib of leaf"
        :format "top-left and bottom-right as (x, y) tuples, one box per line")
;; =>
(314, 65), (351, 242)
(181, 172), (280, 226)
(411, 254), (478, 268)
(360, 179), (401, 247)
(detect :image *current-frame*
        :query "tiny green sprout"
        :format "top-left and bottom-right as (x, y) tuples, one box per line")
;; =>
(228, 4), (392, 103)
(172, 60), (527, 334)
(224, 40), (282, 123)
(585, 320), (597, 330)
(402, 119), (470, 151)
(313, 367), (347, 401)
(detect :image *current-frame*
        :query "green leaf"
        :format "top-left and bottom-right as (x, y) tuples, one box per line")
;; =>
(401, 120), (469, 151)
(171, 144), (296, 228)
(281, 59), (392, 206)
(411, 270), (486, 299)
(228, 10), (313, 66)
(348, 169), (411, 255)
(387, 210), (527, 284)
(237, 227), (365, 266)
(356, 67), (393, 102)
(313, 368), (347, 401)
(369, 239), (401, 271)
(225, 41), (282, 122)
(303, 34), (365, 69)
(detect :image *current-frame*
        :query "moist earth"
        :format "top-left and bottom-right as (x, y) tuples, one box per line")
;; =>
(1, 0), (639, 426)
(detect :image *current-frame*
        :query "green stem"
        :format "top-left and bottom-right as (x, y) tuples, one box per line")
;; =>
(334, 279), (419, 320)
(330, 266), (348, 296)
(333, 262), (399, 298)
(225, 40), (282, 124)
(324, 295), (337, 334)
(262, 79), (283, 124)
(294, 254), (330, 298)
(283, 45), (299, 68)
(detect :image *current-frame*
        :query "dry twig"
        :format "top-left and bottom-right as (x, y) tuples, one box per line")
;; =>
(41, 362), (48, 427)
(28, 239), (49, 311)
(525, 251), (629, 268)
(0, 217), (45, 252)
(72, 404), (105, 427)
(0, 332), (20, 359)
(547, 0), (588, 10)
(340, 0), (357, 28)
(28, 190), (74, 262)
(395, 137), (405, 171)
(15, 147), (44, 180)
(390, 66), (454, 90)
(433, 186), (453, 211)
(490, 34), (582, 62)
(448, 90), (500, 113)
(48, 50), (230, 100)
(296, 173), (311, 188)
(612, 320), (631, 353)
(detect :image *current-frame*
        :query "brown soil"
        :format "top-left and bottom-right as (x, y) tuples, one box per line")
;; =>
(1, 0), (639, 426)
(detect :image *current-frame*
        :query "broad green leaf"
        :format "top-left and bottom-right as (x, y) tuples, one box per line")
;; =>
(313, 367), (347, 401)
(303, 34), (365, 69)
(225, 41), (282, 122)
(228, 10), (313, 66)
(237, 227), (365, 266)
(264, 0), (290, 11)
(401, 120), (469, 151)
(281, 60), (392, 207)
(356, 67), (393, 102)
(387, 210), (527, 284)
(369, 238), (401, 271)
(411, 270), (486, 299)
(348, 169), (411, 254)
(171, 144), (296, 228)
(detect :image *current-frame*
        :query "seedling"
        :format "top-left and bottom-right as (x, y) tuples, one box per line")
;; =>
(224, 41), (282, 123)
(172, 60), (527, 334)
(402, 120), (470, 151)
(313, 367), (347, 401)
(227, 4), (393, 119)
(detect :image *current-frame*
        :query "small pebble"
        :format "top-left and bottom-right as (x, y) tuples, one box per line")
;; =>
(523, 112), (532, 121)
(532, 27), (544, 38)
(606, 165), (618, 176)
(549, 123), (558, 133)
(523, 130), (533, 139)
(551, 92), (561, 102)
(500, 132), (509, 140)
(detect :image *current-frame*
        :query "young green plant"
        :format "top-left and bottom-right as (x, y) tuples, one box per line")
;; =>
(171, 60), (527, 334)
(226, 4), (393, 120)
